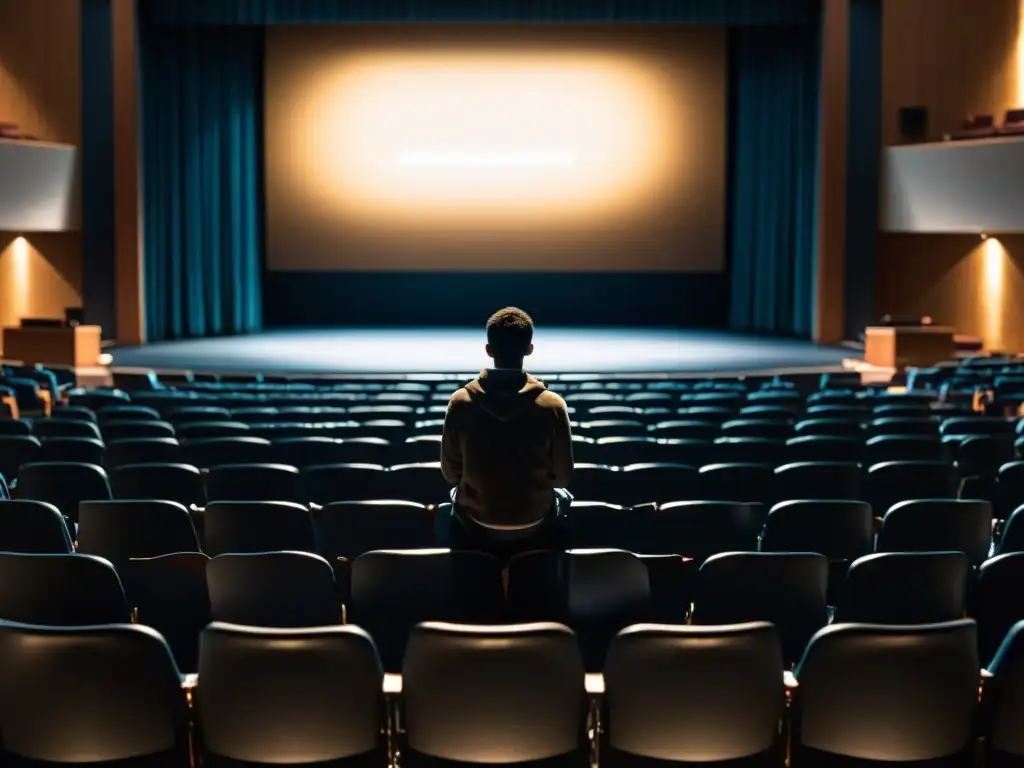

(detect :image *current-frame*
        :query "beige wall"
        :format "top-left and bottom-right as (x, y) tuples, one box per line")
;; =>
(0, 0), (83, 348)
(877, 0), (1024, 351)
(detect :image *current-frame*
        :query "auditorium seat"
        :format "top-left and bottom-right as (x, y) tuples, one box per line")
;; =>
(207, 551), (341, 628)
(835, 551), (970, 624)
(182, 436), (273, 468)
(691, 552), (828, 665)
(13, 461), (112, 523)
(112, 463), (206, 507)
(275, 436), (391, 467)
(974, 553), (1024, 666)
(196, 622), (385, 767)
(402, 622), (587, 767)
(649, 420), (718, 440)
(792, 620), (979, 765)
(654, 501), (761, 560)
(314, 500), (435, 559)
(773, 461), (862, 501)
(997, 462), (1024, 519)
(0, 623), (189, 768)
(0, 419), (31, 436)
(877, 499), (993, 564)
(699, 463), (774, 504)
(177, 421), (251, 440)
(205, 463), (304, 503)
(97, 404), (163, 422)
(105, 438), (182, 469)
(712, 437), (783, 465)
(984, 620), (1024, 768)
(32, 417), (102, 440)
(0, 552), (130, 625)
(594, 437), (674, 466)
(37, 436), (106, 464)
(864, 460), (959, 514)
(569, 464), (617, 502)
(603, 622), (784, 766)
(303, 463), (388, 505)
(0, 499), (74, 553)
(101, 419), (176, 442)
(78, 500), (200, 566)
(387, 462), (451, 505)
(0, 435), (40, 481)
(567, 502), (652, 553)
(204, 501), (316, 557)
(122, 552), (211, 673)
(864, 435), (947, 464)
(614, 463), (698, 506)
(348, 549), (504, 672)
(785, 435), (863, 463)
(168, 406), (233, 424)
(507, 549), (652, 671)
(792, 418), (862, 438)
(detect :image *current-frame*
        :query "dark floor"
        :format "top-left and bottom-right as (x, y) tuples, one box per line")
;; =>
(109, 328), (854, 376)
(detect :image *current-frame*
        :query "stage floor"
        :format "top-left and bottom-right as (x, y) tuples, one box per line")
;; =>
(109, 328), (854, 376)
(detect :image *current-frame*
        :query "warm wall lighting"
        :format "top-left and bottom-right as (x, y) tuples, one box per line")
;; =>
(7, 235), (31, 321)
(981, 237), (1008, 349)
(1017, 0), (1024, 104)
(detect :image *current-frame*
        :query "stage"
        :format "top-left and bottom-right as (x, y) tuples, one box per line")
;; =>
(108, 329), (855, 377)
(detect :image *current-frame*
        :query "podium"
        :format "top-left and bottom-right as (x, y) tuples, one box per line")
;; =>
(1, 325), (103, 368)
(864, 325), (955, 369)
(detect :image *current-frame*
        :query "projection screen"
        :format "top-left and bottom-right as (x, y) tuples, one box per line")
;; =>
(265, 25), (726, 272)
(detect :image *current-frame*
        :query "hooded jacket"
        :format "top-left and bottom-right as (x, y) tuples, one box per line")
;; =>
(441, 369), (574, 528)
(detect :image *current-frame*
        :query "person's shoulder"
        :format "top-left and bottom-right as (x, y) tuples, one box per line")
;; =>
(446, 386), (473, 410)
(534, 388), (568, 412)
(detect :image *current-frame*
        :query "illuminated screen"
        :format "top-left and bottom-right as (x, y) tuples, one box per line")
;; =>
(265, 26), (726, 272)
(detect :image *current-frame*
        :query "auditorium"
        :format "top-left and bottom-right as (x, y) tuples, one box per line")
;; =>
(2, 0), (1024, 764)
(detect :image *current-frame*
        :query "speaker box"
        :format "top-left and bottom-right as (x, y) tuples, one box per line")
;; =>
(898, 106), (929, 143)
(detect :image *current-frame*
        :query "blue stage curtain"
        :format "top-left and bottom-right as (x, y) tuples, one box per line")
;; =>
(727, 19), (821, 337)
(140, 0), (815, 25)
(139, 28), (263, 341)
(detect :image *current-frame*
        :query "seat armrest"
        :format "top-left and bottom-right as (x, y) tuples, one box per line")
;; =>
(383, 673), (402, 695)
(585, 673), (604, 696)
(783, 671), (798, 691)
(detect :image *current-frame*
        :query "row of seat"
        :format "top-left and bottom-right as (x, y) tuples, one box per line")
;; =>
(0, 545), (1022, 672)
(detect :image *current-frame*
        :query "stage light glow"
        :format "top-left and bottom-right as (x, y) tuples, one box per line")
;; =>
(395, 149), (577, 170)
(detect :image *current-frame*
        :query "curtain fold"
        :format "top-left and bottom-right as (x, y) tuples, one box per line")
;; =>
(727, 18), (821, 337)
(140, 28), (263, 341)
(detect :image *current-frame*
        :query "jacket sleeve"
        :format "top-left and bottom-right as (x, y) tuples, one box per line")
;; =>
(550, 397), (574, 487)
(441, 393), (464, 485)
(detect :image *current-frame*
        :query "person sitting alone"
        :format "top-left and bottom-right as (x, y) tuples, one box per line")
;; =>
(441, 307), (574, 561)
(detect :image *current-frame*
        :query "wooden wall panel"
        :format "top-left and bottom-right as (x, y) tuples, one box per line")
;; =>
(0, 0), (82, 352)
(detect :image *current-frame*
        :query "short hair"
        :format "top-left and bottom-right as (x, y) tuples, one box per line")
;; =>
(486, 307), (534, 361)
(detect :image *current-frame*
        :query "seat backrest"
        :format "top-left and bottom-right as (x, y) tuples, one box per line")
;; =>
(773, 462), (863, 502)
(761, 500), (874, 560)
(37, 436), (106, 465)
(785, 436), (862, 464)
(864, 436), (946, 463)
(865, 460), (959, 512)
(836, 551), (970, 624)
(301, 463), (388, 505)
(105, 438), (182, 470)
(693, 552), (828, 665)
(314, 500), (435, 559)
(204, 501), (316, 557)
(111, 462), (206, 507)
(566, 501), (652, 552)
(78, 500), (200, 564)
(403, 621), (587, 764)
(655, 501), (761, 560)
(205, 463), (303, 503)
(698, 463), (775, 503)
(32, 417), (101, 440)
(0, 623), (188, 764)
(349, 549), (504, 672)
(197, 622), (383, 764)
(121, 552), (211, 674)
(386, 462), (451, 505)
(987, 620), (1024, 761)
(616, 463), (699, 506)
(877, 499), (993, 564)
(182, 437), (272, 469)
(794, 620), (979, 763)
(13, 462), (112, 521)
(101, 420), (176, 442)
(207, 551), (340, 628)
(0, 499), (74, 553)
(604, 622), (784, 763)
(0, 552), (130, 625)
(975, 553), (1024, 667)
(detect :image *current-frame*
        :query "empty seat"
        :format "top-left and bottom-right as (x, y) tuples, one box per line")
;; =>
(271, 436), (391, 468)
(78, 499), (200, 566)
(699, 463), (774, 504)
(603, 622), (784, 766)
(984, 620), (1024, 768)
(835, 551), (970, 624)
(569, 464), (616, 502)
(303, 464), (388, 505)
(387, 462), (451, 505)
(348, 549), (504, 672)
(649, 420), (718, 441)
(793, 418), (863, 438)
(101, 419), (176, 442)
(578, 419), (647, 440)
(183, 437), (272, 469)
(955, 435), (1014, 479)
(207, 551), (340, 628)
(864, 435), (947, 464)
(105, 438), (182, 469)
(761, 499), (874, 561)
(97, 404), (163, 422)
(567, 502), (653, 553)
(637, 554), (698, 624)
(37, 436), (106, 464)
(0, 499), (74, 553)
(314, 500), (435, 559)
(403, 622), (587, 766)
(112, 463), (207, 507)
(168, 406), (232, 424)
(785, 435), (862, 463)
(614, 463), (699, 506)
(867, 416), (939, 437)
(204, 501), (317, 557)
(196, 622), (384, 767)
(654, 501), (761, 560)
(506, 549), (652, 671)
(712, 438), (784, 466)
(32, 417), (101, 440)
(205, 463), (303, 503)
(774, 461), (862, 502)
(0, 623), (189, 766)
(877, 499), (993, 564)
(792, 620), (979, 765)
(122, 552), (211, 674)
(0, 418), (31, 436)
(721, 419), (792, 440)
(398, 435), (443, 464)
(13, 461), (112, 522)
(0, 552), (130, 624)
(692, 552), (828, 665)
(975, 553), (1024, 666)
(864, 461), (959, 514)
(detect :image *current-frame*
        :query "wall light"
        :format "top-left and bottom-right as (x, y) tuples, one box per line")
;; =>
(981, 233), (989, 241)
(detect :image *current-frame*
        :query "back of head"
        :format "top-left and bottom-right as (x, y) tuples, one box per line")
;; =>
(486, 307), (534, 368)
